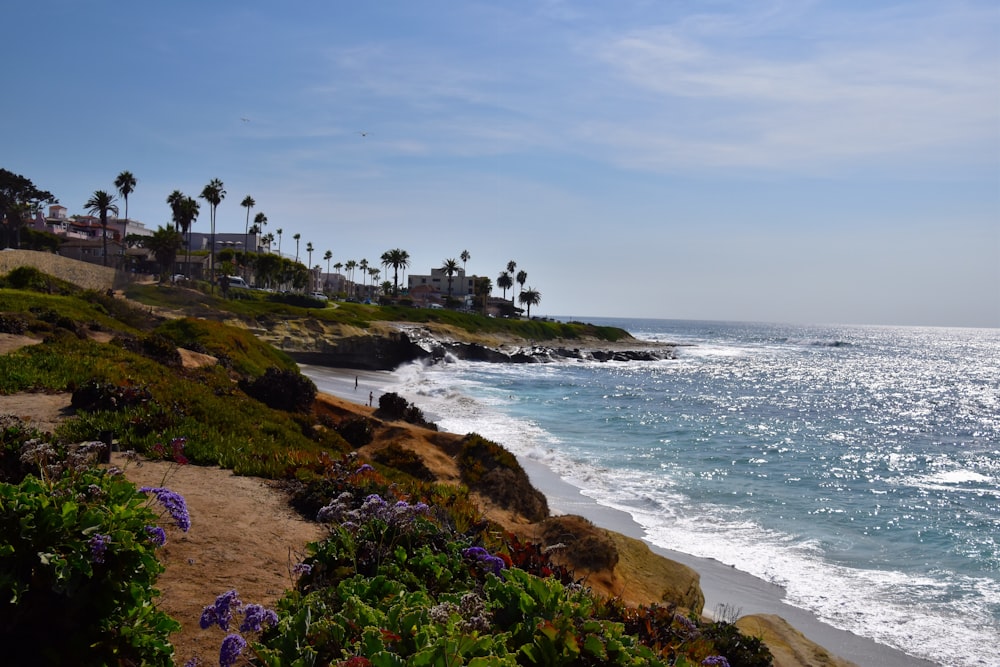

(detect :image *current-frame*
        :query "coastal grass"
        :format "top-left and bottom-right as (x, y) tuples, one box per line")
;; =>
(123, 282), (632, 341)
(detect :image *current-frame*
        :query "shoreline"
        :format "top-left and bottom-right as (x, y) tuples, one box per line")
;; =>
(301, 364), (938, 667)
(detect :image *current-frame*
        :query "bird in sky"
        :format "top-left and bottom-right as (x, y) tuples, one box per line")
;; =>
(241, 117), (250, 123)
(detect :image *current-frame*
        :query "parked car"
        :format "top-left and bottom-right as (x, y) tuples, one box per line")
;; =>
(310, 292), (329, 301)
(225, 276), (250, 289)
(170, 274), (187, 283)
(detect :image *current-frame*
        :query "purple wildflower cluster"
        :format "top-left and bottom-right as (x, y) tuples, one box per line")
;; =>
(701, 657), (731, 667)
(219, 634), (247, 667)
(317, 492), (430, 531)
(144, 525), (167, 547)
(462, 546), (506, 576)
(88, 533), (110, 564)
(139, 486), (191, 532)
(197, 590), (278, 667)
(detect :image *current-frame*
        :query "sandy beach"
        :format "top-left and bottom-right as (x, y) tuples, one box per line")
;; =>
(301, 363), (939, 667)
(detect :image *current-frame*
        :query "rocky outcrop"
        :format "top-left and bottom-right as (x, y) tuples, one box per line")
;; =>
(258, 318), (677, 370)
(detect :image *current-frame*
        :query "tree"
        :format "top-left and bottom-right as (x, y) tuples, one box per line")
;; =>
(84, 190), (119, 266)
(519, 287), (541, 319)
(359, 258), (369, 297)
(381, 248), (410, 297)
(345, 259), (357, 297)
(253, 212), (267, 254)
(293, 233), (301, 262)
(166, 190), (184, 231)
(114, 171), (137, 260)
(144, 226), (183, 279)
(474, 276), (492, 315)
(0, 168), (56, 249)
(324, 250), (332, 289)
(516, 269), (527, 296)
(441, 258), (459, 302)
(497, 271), (513, 299)
(175, 196), (200, 276)
(199, 178), (226, 285)
(276, 228), (283, 256)
(306, 242), (314, 290)
(461, 249), (471, 273)
(240, 195), (255, 267)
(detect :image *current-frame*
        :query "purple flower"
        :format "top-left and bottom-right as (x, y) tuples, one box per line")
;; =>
(354, 463), (374, 474)
(219, 633), (247, 667)
(702, 657), (731, 667)
(145, 525), (167, 547)
(139, 486), (191, 532)
(88, 533), (110, 563)
(240, 603), (279, 633)
(462, 546), (506, 575)
(183, 659), (200, 667)
(292, 562), (312, 576)
(200, 589), (242, 631)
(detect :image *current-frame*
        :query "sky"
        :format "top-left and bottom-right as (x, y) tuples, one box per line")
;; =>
(4, 1), (998, 327)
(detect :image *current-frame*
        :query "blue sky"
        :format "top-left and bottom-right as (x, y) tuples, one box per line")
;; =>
(4, 1), (998, 327)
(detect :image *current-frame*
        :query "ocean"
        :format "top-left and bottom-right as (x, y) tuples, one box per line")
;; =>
(307, 318), (1000, 667)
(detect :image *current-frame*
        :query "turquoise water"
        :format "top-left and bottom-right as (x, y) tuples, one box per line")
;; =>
(387, 319), (999, 667)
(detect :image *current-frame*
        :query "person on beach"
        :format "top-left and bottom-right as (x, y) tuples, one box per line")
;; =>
(369, 391), (373, 407)
(355, 376), (358, 390)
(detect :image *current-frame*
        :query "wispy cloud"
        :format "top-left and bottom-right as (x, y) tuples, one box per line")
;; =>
(586, 2), (999, 171)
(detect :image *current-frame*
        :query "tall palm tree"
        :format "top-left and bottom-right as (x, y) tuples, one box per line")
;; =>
(441, 258), (459, 302)
(323, 250), (332, 289)
(114, 171), (136, 262)
(306, 242), (314, 289)
(519, 287), (541, 319)
(84, 190), (119, 266)
(145, 226), (184, 280)
(276, 228), (283, 256)
(506, 260), (516, 278)
(176, 196), (200, 277)
(368, 267), (380, 297)
(381, 248), (410, 297)
(461, 249), (471, 273)
(497, 271), (513, 299)
(345, 259), (357, 297)
(199, 178), (226, 285)
(293, 233), (301, 262)
(516, 269), (528, 297)
(253, 212), (267, 254)
(475, 276), (492, 315)
(240, 195), (255, 267)
(166, 190), (185, 231)
(359, 258), (369, 297)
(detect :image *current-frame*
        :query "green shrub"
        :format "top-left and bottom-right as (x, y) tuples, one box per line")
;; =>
(334, 416), (375, 448)
(0, 312), (28, 334)
(0, 465), (180, 665)
(241, 367), (317, 413)
(458, 433), (549, 522)
(375, 391), (437, 429)
(372, 443), (435, 482)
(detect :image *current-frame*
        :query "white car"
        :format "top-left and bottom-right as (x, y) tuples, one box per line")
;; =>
(310, 292), (329, 301)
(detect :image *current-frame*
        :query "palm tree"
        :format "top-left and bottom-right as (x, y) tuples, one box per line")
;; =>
(240, 195), (255, 267)
(323, 250), (332, 288)
(176, 196), (200, 277)
(506, 260), (516, 277)
(166, 190), (185, 231)
(359, 258), (369, 297)
(475, 276), (492, 315)
(461, 249), (471, 273)
(114, 171), (136, 262)
(381, 248), (410, 297)
(253, 212), (267, 254)
(145, 226), (184, 280)
(293, 233), (301, 262)
(84, 190), (119, 266)
(276, 228), (283, 256)
(199, 178), (226, 285)
(306, 242), (314, 289)
(519, 287), (541, 319)
(345, 259), (357, 297)
(497, 271), (513, 299)
(368, 267), (380, 297)
(441, 258), (459, 303)
(516, 269), (528, 296)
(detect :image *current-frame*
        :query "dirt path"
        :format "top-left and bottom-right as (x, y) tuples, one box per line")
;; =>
(113, 454), (327, 664)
